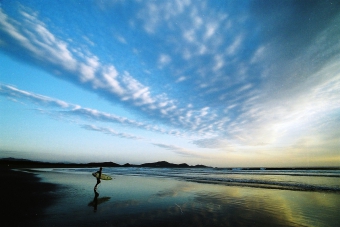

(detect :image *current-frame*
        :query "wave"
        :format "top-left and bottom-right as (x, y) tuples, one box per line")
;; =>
(114, 168), (340, 192)
(57, 167), (340, 193)
(182, 176), (340, 192)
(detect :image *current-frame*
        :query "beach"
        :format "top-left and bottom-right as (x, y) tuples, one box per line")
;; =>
(1, 168), (58, 227)
(3, 168), (340, 226)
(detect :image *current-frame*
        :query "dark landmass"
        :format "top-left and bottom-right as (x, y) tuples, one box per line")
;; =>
(214, 166), (340, 170)
(0, 158), (209, 169)
(1, 167), (58, 226)
(0, 158), (339, 170)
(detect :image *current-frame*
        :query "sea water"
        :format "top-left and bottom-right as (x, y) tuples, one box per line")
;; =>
(62, 167), (340, 192)
(36, 167), (340, 226)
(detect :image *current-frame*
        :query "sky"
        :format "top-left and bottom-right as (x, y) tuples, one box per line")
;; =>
(0, 0), (339, 167)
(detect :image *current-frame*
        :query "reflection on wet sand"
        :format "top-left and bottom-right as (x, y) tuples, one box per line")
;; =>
(142, 179), (339, 227)
(152, 182), (197, 198)
(88, 191), (111, 212)
(37, 172), (340, 227)
(99, 176), (340, 227)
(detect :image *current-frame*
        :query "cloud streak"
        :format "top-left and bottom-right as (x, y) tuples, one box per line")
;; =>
(0, 83), (205, 156)
(0, 84), (73, 109)
(0, 83), (181, 137)
(81, 124), (142, 140)
(152, 143), (204, 158)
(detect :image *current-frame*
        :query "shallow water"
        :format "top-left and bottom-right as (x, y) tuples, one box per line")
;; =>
(35, 168), (340, 226)
(53, 167), (340, 193)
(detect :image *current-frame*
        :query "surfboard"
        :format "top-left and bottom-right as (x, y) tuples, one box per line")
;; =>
(92, 172), (112, 180)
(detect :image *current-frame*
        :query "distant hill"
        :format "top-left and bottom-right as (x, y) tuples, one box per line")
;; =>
(1, 157), (339, 170)
(0, 158), (209, 168)
(140, 161), (189, 168)
(1, 157), (35, 162)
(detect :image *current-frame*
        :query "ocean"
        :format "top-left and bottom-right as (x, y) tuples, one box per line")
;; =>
(35, 167), (340, 226)
(62, 167), (340, 192)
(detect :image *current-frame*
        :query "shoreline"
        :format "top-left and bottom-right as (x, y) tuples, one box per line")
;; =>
(1, 167), (58, 227)
(2, 167), (339, 226)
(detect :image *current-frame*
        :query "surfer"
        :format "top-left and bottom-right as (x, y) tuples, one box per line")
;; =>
(94, 167), (102, 191)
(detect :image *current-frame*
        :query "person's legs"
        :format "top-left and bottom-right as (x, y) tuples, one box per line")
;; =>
(94, 179), (100, 191)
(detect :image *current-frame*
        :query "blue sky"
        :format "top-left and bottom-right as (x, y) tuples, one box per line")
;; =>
(0, 0), (339, 167)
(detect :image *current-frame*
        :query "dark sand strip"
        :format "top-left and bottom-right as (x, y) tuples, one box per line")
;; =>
(1, 167), (58, 227)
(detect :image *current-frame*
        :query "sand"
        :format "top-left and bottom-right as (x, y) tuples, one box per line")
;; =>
(1, 167), (58, 227)
(2, 168), (340, 227)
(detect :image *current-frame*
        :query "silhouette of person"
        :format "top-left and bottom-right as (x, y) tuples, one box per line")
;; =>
(94, 167), (102, 191)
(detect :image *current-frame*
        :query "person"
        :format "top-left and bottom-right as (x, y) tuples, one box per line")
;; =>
(94, 167), (102, 191)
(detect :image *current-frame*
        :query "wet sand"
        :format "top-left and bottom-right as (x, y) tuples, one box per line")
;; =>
(1, 168), (58, 227)
(2, 168), (340, 226)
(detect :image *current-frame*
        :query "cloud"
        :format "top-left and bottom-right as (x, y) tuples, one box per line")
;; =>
(152, 143), (204, 158)
(81, 124), (142, 140)
(176, 76), (186, 83)
(0, 7), (188, 128)
(234, 64), (339, 147)
(204, 22), (219, 40)
(226, 35), (243, 56)
(136, 0), (191, 34)
(0, 83), (218, 158)
(193, 138), (233, 149)
(0, 84), (73, 109)
(158, 54), (171, 68)
(116, 35), (127, 44)
(0, 83), (184, 137)
(130, 0), (258, 107)
(0, 3), (262, 137)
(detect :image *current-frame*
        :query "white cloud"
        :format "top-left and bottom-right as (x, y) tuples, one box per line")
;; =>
(0, 8), (193, 123)
(200, 107), (209, 117)
(191, 8), (203, 29)
(79, 63), (96, 82)
(137, 0), (191, 33)
(158, 54), (171, 67)
(204, 22), (218, 40)
(226, 35), (243, 56)
(0, 83), (188, 137)
(0, 84), (73, 109)
(238, 83), (252, 92)
(81, 124), (142, 140)
(213, 54), (225, 71)
(198, 44), (207, 55)
(230, 64), (339, 148)
(120, 72), (155, 105)
(176, 76), (186, 83)
(193, 138), (232, 149)
(100, 65), (125, 95)
(139, 2), (159, 33)
(183, 29), (196, 43)
(82, 36), (95, 46)
(152, 143), (204, 158)
(116, 35), (127, 44)
(19, 10), (78, 71)
(250, 45), (266, 64)
(0, 9), (28, 43)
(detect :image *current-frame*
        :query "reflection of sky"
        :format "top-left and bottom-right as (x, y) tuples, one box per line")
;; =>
(36, 171), (340, 226)
(195, 173), (340, 188)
